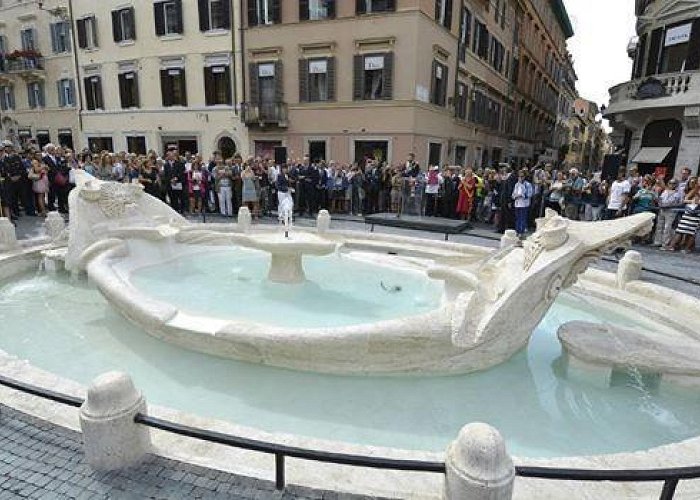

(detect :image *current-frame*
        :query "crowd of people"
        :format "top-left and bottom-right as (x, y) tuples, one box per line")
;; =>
(0, 142), (698, 254)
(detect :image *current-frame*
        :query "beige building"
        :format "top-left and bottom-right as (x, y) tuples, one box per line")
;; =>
(243, 0), (521, 167)
(70, 0), (246, 157)
(0, 0), (79, 149)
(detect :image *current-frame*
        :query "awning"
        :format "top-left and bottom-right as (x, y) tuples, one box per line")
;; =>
(631, 147), (672, 164)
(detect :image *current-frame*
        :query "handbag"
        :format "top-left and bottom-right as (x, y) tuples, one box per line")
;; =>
(54, 171), (67, 187)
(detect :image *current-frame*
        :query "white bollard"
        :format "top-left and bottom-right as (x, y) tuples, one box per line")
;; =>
(317, 209), (331, 234)
(0, 217), (18, 252)
(444, 423), (514, 500)
(617, 250), (643, 289)
(44, 212), (66, 241)
(238, 206), (252, 233)
(500, 230), (519, 249)
(80, 372), (151, 471)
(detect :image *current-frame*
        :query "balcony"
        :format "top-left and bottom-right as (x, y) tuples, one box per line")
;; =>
(241, 102), (288, 128)
(0, 56), (45, 80)
(606, 70), (699, 117)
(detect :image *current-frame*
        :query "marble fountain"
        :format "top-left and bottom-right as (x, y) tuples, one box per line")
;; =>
(0, 171), (700, 499)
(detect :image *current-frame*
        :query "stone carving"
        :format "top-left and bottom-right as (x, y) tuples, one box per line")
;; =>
(617, 250), (643, 289)
(523, 209), (569, 271)
(499, 230), (519, 249)
(97, 183), (143, 218)
(317, 210), (331, 234)
(44, 212), (66, 242)
(237, 206), (252, 233)
(0, 217), (18, 251)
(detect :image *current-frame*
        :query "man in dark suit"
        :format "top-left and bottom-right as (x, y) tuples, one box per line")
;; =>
(404, 153), (420, 178)
(498, 165), (518, 233)
(163, 150), (186, 213)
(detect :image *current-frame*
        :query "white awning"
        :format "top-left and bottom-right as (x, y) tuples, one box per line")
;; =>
(631, 147), (672, 164)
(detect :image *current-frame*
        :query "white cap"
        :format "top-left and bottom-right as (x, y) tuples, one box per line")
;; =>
(2, 140), (13, 147)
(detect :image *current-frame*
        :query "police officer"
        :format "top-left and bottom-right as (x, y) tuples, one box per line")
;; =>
(0, 141), (24, 220)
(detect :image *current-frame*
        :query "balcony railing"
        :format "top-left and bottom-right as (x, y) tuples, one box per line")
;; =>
(1, 56), (45, 74)
(241, 101), (288, 127)
(607, 70), (698, 114)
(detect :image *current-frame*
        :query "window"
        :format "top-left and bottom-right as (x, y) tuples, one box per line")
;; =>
(458, 7), (472, 63)
(0, 85), (14, 111)
(455, 82), (467, 120)
(300, 0), (335, 20)
(299, 58), (335, 102)
(249, 61), (282, 107)
(353, 53), (393, 100)
(356, 0), (395, 14)
(36, 131), (50, 149)
(57, 79), (75, 107)
(51, 22), (71, 53)
(88, 137), (114, 153)
(160, 67), (187, 106)
(20, 28), (36, 51)
(84, 75), (103, 110)
(0, 35), (6, 55)
(494, 0), (500, 23)
(490, 38), (505, 73)
(473, 20), (489, 60)
(248, 0), (280, 26)
(435, 0), (452, 29)
(430, 61), (448, 106)
(112, 7), (136, 43)
(155, 0), (184, 36)
(204, 65), (232, 105)
(428, 143), (442, 166)
(127, 136), (147, 155)
(308, 140), (326, 161)
(500, 0), (506, 29)
(27, 81), (44, 108)
(199, 0), (231, 31)
(659, 22), (696, 73)
(118, 72), (139, 108)
(77, 16), (99, 49)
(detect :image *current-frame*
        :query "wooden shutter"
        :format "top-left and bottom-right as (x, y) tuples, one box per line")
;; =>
(298, 59), (309, 102)
(84, 78), (94, 109)
(204, 66), (215, 105)
(387, 0), (396, 11)
(179, 69), (187, 106)
(175, 0), (184, 33)
(327, 57), (336, 101)
(356, 0), (366, 15)
(27, 83), (34, 108)
(57, 80), (64, 107)
(632, 33), (647, 78)
(160, 69), (172, 106)
(132, 73), (140, 107)
(9, 87), (14, 110)
(430, 60), (437, 104)
(112, 10), (122, 42)
(221, 0), (231, 29)
(77, 19), (87, 48)
(353, 55), (363, 100)
(50, 24), (58, 53)
(445, 0), (453, 30)
(128, 8), (136, 40)
(248, 62), (259, 103)
(155, 2), (166, 36)
(685, 19), (700, 71)
(328, 0), (336, 19)
(63, 23), (72, 51)
(95, 78), (103, 109)
(646, 27), (663, 76)
(198, 0), (210, 31)
(69, 80), (75, 106)
(382, 52), (394, 100)
(440, 65), (448, 106)
(223, 66), (232, 104)
(118, 73), (127, 108)
(300, 0), (309, 21)
(274, 61), (284, 102)
(248, 0), (258, 26)
(271, 0), (281, 24)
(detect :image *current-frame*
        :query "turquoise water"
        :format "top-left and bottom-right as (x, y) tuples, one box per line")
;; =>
(1, 271), (699, 458)
(130, 249), (443, 327)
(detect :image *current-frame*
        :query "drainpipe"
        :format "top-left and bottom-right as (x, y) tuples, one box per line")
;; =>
(67, 0), (84, 137)
(238, 0), (247, 110)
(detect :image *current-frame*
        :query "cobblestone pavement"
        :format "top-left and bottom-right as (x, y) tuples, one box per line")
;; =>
(0, 405), (384, 500)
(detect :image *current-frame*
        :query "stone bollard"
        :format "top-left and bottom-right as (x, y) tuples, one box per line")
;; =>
(444, 423), (515, 500)
(44, 212), (66, 241)
(0, 217), (19, 252)
(237, 206), (252, 233)
(500, 230), (519, 249)
(617, 250), (643, 290)
(80, 372), (151, 471)
(317, 209), (331, 234)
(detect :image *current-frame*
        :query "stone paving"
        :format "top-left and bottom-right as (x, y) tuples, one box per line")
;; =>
(0, 405), (384, 500)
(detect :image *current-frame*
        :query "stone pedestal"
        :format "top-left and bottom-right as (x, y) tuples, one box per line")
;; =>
(237, 206), (252, 233)
(444, 423), (514, 500)
(80, 372), (151, 471)
(44, 212), (66, 241)
(617, 250), (643, 289)
(269, 253), (305, 284)
(0, 217), (18, 252)
(317, 210), (331, 234)
(500, 230), (519, 249)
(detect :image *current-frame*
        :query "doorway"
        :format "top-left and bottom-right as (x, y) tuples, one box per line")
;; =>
(354, 140), (388, 167)
(218, 136), (237, 159)
(640, 119), (682, 177)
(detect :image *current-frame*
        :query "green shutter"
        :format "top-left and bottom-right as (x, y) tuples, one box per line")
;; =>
(327, 57), (336, 101)
(353, 55), (363, 100)
(298, 59), (308, 102)
(382, 53), (394, 100)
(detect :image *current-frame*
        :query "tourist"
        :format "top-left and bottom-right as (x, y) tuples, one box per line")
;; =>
(605, 169), (631, 219)
(546, 171), (565, 214)
(95, 153), (114, 181)
(139, 159), (159, 198)
(187, 159), (207, 214)
(163, 151), (186, 214)
(563, 168), (584, 220)
(389, 167), (402, 214)
(512, 169), (534, 236)
(631, 175), (658, 214)
(677, 166), (692, 197)
(656, 179), (683, 249)
(582, 172), (606, 221)
(276, 164), (293, 221)
(456, 167), (476, 221)
(213, 160), (233, 217)
(667, 183), (700, 254)
(28, 158), (48, 216)
(424, 166), (442, 217)
(241, 163), (258, 218)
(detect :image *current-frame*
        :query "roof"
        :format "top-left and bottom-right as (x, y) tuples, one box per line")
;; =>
(551, 0), (574, 39)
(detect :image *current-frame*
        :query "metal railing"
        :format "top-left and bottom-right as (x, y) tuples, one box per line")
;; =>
(2, 344), (700, 497)
(1, 56), (45, 73)
(240, 101), (288, 127)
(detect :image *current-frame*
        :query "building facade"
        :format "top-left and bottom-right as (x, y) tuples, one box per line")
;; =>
(0, 0), (79, 150)
(605, 0), (700, 178)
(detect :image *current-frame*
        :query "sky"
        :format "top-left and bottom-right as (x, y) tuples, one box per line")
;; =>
(563, 0), (637, 120)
